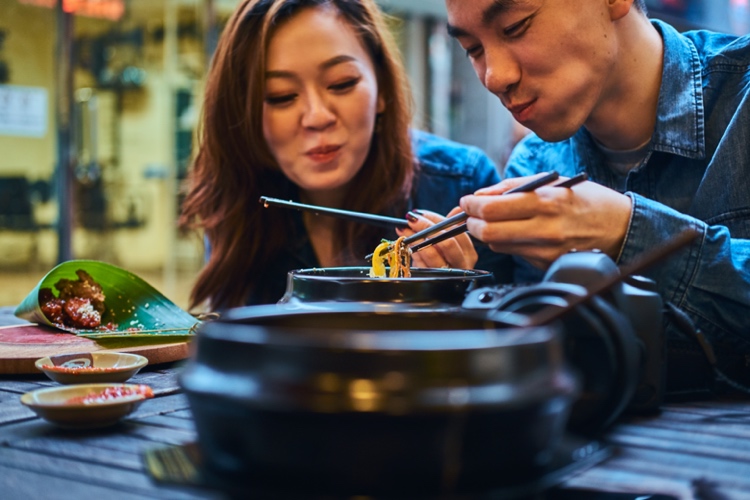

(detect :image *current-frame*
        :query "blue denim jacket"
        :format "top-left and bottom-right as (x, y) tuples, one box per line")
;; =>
(506, 20), (750, 359)
(245, 130), (506, 305)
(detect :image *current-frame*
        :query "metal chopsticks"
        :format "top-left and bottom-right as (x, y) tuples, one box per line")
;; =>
(366, 171), (588, 260)
(407, 223), (468, 254)
(259, 196), (409, 229)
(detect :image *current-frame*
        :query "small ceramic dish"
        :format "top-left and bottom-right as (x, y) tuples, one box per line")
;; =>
(35, 352), (148, 384)
(20, 383), (154, 429)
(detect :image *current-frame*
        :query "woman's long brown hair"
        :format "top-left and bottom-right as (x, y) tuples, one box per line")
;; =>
(179, 0), (415, 310)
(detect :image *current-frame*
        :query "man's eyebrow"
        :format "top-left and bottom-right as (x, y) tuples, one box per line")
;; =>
(266, 55), (357, 79)
(482, 0), (521, 25)
(446, 0), (522, 38)
(446, 24), (468, 38)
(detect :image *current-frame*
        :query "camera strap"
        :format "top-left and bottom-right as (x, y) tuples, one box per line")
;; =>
(664, 302), (750, 396)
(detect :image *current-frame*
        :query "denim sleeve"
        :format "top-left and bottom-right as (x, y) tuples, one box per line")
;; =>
(620, 193), (750, 349)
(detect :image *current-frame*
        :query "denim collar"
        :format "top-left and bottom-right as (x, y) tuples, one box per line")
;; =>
(576, 19), (706, 186)
(650, 19), (706, 159)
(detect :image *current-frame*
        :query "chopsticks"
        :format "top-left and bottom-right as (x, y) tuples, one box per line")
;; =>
(259, 196), (409, 229)
(366, 172), (588, 260)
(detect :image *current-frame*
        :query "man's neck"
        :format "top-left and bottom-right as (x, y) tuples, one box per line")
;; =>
(586, 13), (663, 151)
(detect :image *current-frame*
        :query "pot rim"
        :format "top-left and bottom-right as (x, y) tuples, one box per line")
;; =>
(287, 266), (493, 281)
(208, 304), (556, 351)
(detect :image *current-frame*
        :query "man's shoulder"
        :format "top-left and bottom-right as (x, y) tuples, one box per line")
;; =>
(668, 21), (750, 68)
(505, 134), (578, 176)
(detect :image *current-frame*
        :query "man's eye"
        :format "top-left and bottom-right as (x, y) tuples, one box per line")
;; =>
(464, 44), (483, 59)
(504, 16), (532, 37)
(329, 77), (361, 92)
(265, 94), (296, 106)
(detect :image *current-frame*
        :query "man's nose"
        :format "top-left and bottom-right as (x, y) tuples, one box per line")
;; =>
(301, 92), (336, 130)
(482, 48), (519, 96)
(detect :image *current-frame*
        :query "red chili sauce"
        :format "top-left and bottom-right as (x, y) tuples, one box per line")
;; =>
(40, 365), (121, 375)
(65, 385), (154, 405)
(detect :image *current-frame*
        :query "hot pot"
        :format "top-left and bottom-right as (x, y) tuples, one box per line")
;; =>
(180, 304), (578, 496)
(278, 266), (494, 309)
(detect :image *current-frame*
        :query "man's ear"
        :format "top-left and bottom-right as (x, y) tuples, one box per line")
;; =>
(609, 0), (635, 21)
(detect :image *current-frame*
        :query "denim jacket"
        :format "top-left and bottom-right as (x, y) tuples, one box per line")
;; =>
(246, 130), (505, 305)
(506, 20), (750, 367)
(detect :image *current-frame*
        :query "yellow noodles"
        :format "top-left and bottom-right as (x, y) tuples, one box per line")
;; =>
(369, 236), (412, 278)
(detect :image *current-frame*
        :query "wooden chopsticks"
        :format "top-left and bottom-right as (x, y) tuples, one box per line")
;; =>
(366, 172), (588, 260)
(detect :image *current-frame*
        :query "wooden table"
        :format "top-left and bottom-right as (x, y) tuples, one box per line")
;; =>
(1, 363), (749, 499)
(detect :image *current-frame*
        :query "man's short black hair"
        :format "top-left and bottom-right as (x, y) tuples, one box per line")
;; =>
(633, 0), (648, 14)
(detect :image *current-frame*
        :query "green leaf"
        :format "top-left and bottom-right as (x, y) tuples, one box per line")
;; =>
(14, 260), (198, 339)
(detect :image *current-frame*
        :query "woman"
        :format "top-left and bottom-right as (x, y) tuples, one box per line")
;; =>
(180, 0), (506, 310)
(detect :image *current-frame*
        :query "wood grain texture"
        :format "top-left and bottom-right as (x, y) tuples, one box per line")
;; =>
(0, 324), (192, 374)
(1, 362), (748, 499)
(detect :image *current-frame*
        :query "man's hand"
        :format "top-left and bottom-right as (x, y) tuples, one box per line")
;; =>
(459, 175), (632, 269)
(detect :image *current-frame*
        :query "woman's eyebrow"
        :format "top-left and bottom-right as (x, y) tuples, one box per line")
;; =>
(265, 69), (295, 79)
(265, 55), (357, 79)
(320, 54), (357, 70)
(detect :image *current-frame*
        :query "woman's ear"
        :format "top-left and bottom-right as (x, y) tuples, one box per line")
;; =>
(377, 93), (386, 113)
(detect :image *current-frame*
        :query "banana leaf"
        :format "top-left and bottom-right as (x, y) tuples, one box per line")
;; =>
(14, 260), (199, 340)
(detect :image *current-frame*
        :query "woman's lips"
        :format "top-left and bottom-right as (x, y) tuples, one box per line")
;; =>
(306, 144), (342, 162)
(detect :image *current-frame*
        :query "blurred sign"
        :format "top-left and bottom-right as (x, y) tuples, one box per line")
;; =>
(18, 0), (125, 21)
(0, 85), (48, 138)
(731, 0), (750, 34)
(646, 0), (688, 12)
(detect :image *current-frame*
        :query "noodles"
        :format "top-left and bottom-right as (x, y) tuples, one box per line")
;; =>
(369, 236), (412, 278)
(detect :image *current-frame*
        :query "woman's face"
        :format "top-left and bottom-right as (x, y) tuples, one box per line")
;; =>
(262, 5), (384, 203)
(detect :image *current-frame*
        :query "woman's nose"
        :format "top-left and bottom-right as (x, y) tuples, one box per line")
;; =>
(301, 92), (336, 130)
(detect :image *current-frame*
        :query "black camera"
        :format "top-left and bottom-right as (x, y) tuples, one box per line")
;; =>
(462, 250), (666, 434)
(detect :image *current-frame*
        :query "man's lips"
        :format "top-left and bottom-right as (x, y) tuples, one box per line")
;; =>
(504, 98), (536, 123)
(505, 100), (534, 115)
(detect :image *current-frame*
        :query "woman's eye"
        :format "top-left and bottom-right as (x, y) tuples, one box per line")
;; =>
(504, 16), (532, 37)
(265, 93), (296, 106)
(329, 77), (360, 92)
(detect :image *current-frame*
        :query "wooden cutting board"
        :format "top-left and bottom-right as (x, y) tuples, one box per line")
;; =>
(0, 323), (192, 374)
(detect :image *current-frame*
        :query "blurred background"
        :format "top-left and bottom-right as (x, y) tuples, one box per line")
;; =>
(0, 0), (748, 309)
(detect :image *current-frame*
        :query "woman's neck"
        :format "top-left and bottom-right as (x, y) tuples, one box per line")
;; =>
(300, 189), (346, 267)
(299, 187), (346, 209)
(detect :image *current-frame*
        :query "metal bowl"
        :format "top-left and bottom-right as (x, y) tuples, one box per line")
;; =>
(278, 267), (495, 309)
(180, 304), (578, 496)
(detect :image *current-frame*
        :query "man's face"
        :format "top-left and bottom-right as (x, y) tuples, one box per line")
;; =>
(446, 0), (621, 142)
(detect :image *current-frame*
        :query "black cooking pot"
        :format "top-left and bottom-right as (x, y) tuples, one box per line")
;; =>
(278, 267), (494, 309)
(180, 304), (578, 497)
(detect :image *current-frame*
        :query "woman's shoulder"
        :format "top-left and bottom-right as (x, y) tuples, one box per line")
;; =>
(410, 129), (498, 179)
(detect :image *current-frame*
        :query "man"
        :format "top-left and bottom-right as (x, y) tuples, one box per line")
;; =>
(446, 0), (750, 390)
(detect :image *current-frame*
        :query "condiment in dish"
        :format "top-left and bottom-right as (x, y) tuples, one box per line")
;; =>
(35, 352), (148, 384)
(20, 383), (154, 428)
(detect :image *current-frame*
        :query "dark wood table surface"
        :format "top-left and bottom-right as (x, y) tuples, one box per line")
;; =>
(1, 362), (749, 500)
